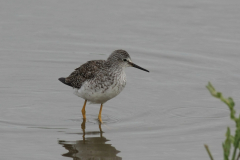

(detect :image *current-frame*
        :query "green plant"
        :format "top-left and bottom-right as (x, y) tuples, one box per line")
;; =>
(205, 82), (240, 160)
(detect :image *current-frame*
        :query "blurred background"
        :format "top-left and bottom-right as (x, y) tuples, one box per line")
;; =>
(1, 0), (240, 159)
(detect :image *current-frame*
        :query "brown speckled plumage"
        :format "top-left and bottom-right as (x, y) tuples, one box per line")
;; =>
(65, 60), (106, 89)
(61, 49), (130, 90)
(58, 49), (149, 122)
(58, 49), (149, 104)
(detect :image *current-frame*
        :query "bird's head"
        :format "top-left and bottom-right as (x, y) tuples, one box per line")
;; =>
(107, 49), (149, 72)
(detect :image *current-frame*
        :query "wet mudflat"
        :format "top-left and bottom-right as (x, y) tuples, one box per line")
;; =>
(1, 1), (240, 159)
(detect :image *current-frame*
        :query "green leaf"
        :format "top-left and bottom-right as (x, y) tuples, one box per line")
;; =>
(204, 144), (214, 160)
(230, 135), (235, 144)
(223, 127), (231, 160)
(234, 128), (240, 148)
(228, 98), (235, 107)
(206, 82), (236, 121)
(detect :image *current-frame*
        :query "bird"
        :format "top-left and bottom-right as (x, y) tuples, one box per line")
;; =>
(58, 49), (149, 123)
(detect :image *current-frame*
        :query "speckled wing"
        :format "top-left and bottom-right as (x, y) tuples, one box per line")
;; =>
(64, 60), (106, 89)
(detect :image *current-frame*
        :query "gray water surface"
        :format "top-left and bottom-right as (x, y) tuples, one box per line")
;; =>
(1, 1), (240, 160)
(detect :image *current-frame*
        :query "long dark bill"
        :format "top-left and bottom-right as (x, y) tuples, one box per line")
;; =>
(128, 62), (149, 72)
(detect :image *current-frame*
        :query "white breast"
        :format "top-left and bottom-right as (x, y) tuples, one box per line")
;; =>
(74, 71), (126, 104)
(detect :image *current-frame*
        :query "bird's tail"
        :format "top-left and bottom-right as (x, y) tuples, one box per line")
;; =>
(58, 77), (72, 87)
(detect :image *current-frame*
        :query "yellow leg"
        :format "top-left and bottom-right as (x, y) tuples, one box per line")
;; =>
(81, 100), (87, 119)
(98, 103), (103, 123)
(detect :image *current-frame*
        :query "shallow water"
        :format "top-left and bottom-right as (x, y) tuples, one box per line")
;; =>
(1, 0), (240, 159)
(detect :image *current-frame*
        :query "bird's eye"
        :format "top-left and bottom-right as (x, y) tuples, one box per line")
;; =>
(123, 59), (127, 61)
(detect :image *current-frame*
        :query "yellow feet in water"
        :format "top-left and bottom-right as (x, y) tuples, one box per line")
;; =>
(81, 100), (103, 123)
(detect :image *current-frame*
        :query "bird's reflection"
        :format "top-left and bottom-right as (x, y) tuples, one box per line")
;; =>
(59, 119), (122, 160)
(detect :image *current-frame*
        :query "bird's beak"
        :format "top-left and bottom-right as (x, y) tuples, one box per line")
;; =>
(128, 61), (149, 72)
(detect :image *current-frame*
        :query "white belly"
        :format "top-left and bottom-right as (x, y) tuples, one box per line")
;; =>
(74, 72), (126, 104)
